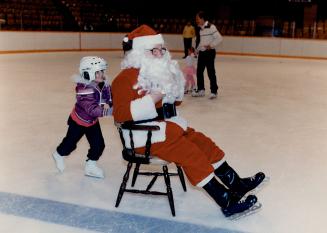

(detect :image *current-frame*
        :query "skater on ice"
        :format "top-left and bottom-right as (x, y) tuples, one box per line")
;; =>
(52, 56), (113, 178)
(182, 46), (197, 94)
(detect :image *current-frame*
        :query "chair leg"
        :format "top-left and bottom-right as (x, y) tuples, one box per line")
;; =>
(115, 162), (132, 207)
(131, 163), (140, 187)
(177, 166), (187, 192)
(163, 165), (175, 216)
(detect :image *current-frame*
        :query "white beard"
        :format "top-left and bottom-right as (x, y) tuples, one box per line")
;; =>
(122, 50), (185, 103)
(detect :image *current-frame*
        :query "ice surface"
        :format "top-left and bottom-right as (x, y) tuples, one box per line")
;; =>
(0, 51), (326, 233)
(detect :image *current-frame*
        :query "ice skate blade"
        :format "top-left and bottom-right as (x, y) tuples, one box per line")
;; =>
(227, 202), (262, 221)
(84, 173), (104, 179)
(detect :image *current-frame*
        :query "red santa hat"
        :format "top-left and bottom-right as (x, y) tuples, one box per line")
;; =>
(123, 24), (164, 50)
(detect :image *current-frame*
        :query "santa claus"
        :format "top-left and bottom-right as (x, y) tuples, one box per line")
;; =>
(112, 24), (266, 218)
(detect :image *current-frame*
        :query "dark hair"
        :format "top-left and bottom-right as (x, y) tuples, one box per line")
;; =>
(196, 11), (207, 21)
(122, 35), (133, 52)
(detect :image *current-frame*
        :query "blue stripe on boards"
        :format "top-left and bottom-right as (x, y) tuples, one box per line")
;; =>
(0, 192), (244, 233)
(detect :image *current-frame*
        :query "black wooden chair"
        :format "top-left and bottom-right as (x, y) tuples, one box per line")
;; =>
(115, 121), (187, 216)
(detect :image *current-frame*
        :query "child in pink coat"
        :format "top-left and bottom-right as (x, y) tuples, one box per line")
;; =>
(182, 47), (197, 94)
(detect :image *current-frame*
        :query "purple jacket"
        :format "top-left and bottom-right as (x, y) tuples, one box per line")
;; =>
(71, 81), (112, 127)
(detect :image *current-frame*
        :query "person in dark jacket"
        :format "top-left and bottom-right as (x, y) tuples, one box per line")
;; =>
(52, 56), (113, 178)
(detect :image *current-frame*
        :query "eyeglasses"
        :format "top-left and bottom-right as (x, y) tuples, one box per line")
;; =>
(148, 47), (167, 55)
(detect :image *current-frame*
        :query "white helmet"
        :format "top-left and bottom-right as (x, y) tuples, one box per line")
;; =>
(79, 56), (108, 82)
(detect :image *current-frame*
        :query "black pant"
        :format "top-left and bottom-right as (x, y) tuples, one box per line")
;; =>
(57, 117), (105, 161)
(183, 37), (193, 57)
(196, 49), (218, 94)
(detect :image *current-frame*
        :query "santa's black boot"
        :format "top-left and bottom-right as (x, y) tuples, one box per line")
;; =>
(203, 177), (258, 218)
(215, 161), (265, 200)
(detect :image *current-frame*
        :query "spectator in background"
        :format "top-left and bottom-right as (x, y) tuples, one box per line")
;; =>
(192, 11), (223, 99)
(83, 23), (94, 31)
(182, 47), (197, 94)
(182, 21), (195, 58)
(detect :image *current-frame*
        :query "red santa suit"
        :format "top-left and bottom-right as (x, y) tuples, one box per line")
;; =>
(112, 68), (225, 186)
(110, 25), (264, 219)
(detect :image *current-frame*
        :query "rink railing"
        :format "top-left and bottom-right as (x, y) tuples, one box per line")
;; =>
(1, 31), (327, 59)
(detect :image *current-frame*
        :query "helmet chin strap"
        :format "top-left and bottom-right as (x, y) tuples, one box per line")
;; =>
(98, 81), (105, 89)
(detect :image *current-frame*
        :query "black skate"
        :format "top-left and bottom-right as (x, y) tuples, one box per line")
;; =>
(237, 172), (269, 199)
(203, 178), (261, 220)
(222, 194), (262, 220)
(215, 161), (269, 200)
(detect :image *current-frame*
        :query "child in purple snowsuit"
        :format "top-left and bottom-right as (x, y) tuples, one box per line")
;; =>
(52, 56), (112, 178)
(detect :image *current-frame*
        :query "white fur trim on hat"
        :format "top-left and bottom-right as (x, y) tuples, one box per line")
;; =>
(133, 34), (164, 50)
(130, 95), (158, 121)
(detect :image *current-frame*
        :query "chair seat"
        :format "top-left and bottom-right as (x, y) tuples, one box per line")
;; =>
(123, 149), (170, 165)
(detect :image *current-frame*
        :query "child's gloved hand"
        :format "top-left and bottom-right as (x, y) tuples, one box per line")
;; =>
(102, 103), (110, 109)
(102, 103), (112, 116)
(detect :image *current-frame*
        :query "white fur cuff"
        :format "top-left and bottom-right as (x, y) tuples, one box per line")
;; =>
(130, 95), (158, 121)
(166, 116), (187, 131)
(196, 173), (215, 187)
(212, 159), (226, 169)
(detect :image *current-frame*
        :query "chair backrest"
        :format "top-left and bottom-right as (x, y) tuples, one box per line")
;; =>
(115, 122), (160, 164)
